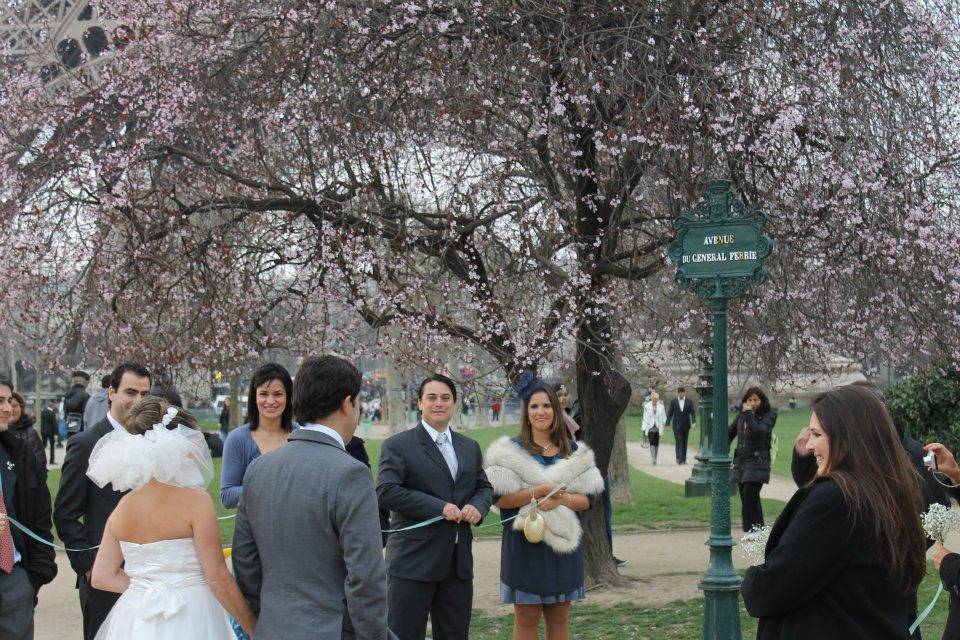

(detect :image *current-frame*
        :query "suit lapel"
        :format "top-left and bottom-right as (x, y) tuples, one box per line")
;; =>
(416, 425), (454, 482)
(451, 431), (469, 482)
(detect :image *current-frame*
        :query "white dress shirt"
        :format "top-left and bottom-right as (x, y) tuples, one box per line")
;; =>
(107, 411), (125, 432)
(299, 423), (346, 450)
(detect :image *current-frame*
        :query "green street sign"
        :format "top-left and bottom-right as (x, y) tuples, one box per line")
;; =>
(668, 180), (774, 299)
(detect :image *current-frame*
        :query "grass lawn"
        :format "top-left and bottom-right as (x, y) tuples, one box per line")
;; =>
(46, 423), (784, 545)
(466, 561), (950, 639)
(626, 409), (812, 479)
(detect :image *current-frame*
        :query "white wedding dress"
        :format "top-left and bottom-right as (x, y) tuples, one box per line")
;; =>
(86, 415), (237, 640)
(94, 538), (235, 640)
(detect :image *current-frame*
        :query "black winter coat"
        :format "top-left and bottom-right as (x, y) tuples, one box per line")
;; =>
(0, 430), (57, 595)
(741, 477), (914, 640)
(729, 409), (777, 484)
(11, 414), (47, 474)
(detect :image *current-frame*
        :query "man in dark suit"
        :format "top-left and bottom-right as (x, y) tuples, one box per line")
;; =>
(0, 378), (57, 638)
(53, 362), (151, 640)
(666, 386), (697, 465)
(377, 374), (494, 640)
(40, 401), (58, 464)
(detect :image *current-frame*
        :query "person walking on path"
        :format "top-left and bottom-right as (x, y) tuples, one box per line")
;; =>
(665, 386), (696, 465)
(377, 374), (493, 640)
(54, 362), (152, 640)
(728, 386), (777, 535)
(232, 355), (393, 640)
(0, 378), (57, 639)
(642, 392), (667, 465)
(83, 376), (111, 432)
(484, 383), (603, 640)
(63, 371), (91, 437)
(41, 400), (58, 464)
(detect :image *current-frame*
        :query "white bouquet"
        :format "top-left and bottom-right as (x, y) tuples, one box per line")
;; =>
(920, 503), (959, 544)
(738, 525), (771, 563)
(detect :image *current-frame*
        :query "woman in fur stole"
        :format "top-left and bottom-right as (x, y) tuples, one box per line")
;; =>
(484, 384), (604, 640)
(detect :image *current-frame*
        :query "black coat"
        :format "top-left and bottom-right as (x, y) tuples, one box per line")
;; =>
(940, 553), (960, 640)
(53, 418), (127, 583)
(40, 408), (57, 437)
(729, 409), (777, 484)
(376, 425), (493, 582)
(0, 430), (57, 595)
(741, 477), (914, 640)
(11, 414), (46, 473)
(666, 396), (697, 431)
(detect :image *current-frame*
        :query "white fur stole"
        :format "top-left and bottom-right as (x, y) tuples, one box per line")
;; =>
(484, 436), (605, 554)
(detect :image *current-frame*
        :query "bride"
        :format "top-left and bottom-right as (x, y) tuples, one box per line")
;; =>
(87, 396), (256, 639)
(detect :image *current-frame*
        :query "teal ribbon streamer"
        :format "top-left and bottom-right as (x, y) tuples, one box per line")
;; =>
(910, 581), (943, 635)
(4, 515), (100, 552)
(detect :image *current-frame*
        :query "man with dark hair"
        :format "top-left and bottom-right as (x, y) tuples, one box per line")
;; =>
(82, 374), (112, 431)
(233, 355), (394, 640)
(0, 378), (57, 638)
(54, 362), (152, 640)
(40, 400), (58, 464)
(666, 386), (697, 465)
(377, 374), (493, 640)
(63, 370), (91, 436)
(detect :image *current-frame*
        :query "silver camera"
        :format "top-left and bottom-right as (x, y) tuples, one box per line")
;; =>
(924, 451), (938, 471)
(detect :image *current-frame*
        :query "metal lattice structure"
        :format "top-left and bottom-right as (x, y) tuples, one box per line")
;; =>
(0, 1), (124, 92)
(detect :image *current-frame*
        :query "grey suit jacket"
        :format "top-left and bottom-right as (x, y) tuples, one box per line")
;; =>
(232, 429), (390, 640)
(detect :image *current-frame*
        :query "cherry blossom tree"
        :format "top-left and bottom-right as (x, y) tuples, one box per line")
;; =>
(3, 0), (960, 583)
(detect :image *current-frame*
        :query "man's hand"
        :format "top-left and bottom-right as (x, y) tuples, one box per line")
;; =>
(459, 504), (482, 525)
(925, 443), (960, 485)
(795, 427), (814, 457)
(442, 503), (462, 522)
(934, 542), (952, 571)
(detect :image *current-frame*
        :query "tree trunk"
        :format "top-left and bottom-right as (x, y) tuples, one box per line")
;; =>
(385, 345), (405, 436)
(229, 375), (241, 429)
(577, 319), (632, 587)
(608, 416), (634, 505)
(34, 355), (44, 433)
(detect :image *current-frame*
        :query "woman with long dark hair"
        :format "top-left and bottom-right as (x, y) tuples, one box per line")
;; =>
(729, 386), (777, 533)
(220, 363), (296, 509)
(485, 384), (604, 640)
(741, 385), (926, 639)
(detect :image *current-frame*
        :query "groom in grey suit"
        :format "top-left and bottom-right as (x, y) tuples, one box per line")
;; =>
(233, 355), (392, 640)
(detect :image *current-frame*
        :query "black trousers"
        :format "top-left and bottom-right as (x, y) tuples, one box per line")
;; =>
(387, 549), (472, 640)
(674, 427), (690, 463)
(79, 575), (121, 640)
(42, 432), (56, 464)
(647, 431), (660, 447)
(739, 481), (764, 532)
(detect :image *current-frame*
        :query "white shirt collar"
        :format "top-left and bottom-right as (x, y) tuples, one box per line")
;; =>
(421, 420), (452, 443)
(300, 423), (346, 450)
(107, 411), (125, 432)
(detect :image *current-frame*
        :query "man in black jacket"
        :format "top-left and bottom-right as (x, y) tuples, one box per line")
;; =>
(40, 401), (58, 464)
(377, 374), (493, 640)
(63, 371), (91, 437)
(54, 362), (151, 640)
(666, 386), (697, 465)
(0, 378), (57, 638)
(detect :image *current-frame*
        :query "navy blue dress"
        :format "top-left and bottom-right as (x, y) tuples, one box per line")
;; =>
(498, 438), (590, 604)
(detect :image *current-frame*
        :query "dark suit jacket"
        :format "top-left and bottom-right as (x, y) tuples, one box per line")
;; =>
(666, 396), (696, 431)
(53, 417), (127, 582)
(376, 424), (493, 582)
(0, 431), (57, 594)
(40, 408), (57, 437)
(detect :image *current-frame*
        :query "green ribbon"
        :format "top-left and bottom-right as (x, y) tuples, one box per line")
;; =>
(4, 515), (100, 552)
(910, 581), (943, 635)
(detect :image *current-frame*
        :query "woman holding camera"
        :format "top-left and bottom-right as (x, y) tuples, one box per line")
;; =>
(728, 386), (777, 533)
(922, 442), (960, 640)
(741, 385), (926, 639)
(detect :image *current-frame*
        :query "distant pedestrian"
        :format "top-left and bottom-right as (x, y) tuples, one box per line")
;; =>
(492, 399), (502, 422)
(219, 398), (231, 442)
(40, 401), (58, 464)
(82, 375), (111, 431)
(642, 392), (667, 465)
(63, 371), (91, 436)
(666, 386), (697, 465)
(729, 386), (777, 534)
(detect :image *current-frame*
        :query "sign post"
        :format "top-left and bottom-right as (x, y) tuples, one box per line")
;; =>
(668, 180), (773, 640)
